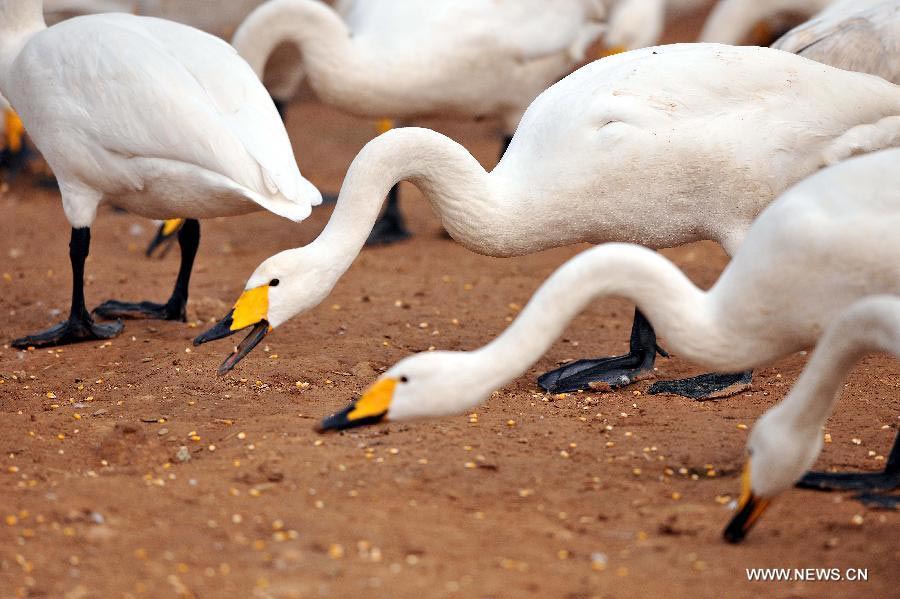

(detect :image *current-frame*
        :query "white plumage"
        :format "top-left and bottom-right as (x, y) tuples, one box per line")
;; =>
(233, 0), (608, 132)
(316, 149), (900, 431)
(0, 0), (320, 348)
(725, 295), (900, 542)
(195, 44), (900, 378)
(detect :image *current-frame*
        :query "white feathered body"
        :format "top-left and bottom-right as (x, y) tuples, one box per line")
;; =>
(473, 44), (900, 256)
(235, 0), (607, 131)
(1, 13), (319, 227)
(701, 148), (900, 369)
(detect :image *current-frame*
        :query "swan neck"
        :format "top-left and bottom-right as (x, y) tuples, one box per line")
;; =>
(776, 299), (900, 432)
(470, 244), (712, 391)
(0, 0), (46, 90)
(309, 128), (492, 274)
(231, 0), (351, 82)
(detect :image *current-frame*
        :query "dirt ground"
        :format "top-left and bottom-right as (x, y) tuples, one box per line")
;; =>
(1, 8), (898, 599)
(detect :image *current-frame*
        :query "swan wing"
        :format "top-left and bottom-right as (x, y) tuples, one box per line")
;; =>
(17, 14), (319, 220)
(772, 0), (900, 83)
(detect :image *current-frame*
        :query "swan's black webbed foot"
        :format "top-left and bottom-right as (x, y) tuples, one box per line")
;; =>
(855, 492), (899, 509)
(366, 185), (411, 246)
(797, 431), (899, 502)
(648, 370), (753, 400)
(93, 299), (187, 322)
(12, 315), (123, 349)
(797, 470), (900, 493)
(537, 309), (666, 393)
(98, 219), (199, 323)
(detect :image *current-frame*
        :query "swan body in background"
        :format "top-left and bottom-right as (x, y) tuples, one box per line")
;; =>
(724, 296), (900, 543)
(604, 0), (709, 51)
(316, 149), (900, 438)
(233, 0), (608, 244)
(0, 0), (320, 348)
(194, 44), (900, 397)
(700, 0), (837, 44)
(772, 0), (899, 84)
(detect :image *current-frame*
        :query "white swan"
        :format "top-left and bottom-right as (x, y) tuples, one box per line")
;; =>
(1, 0), (321, 348)
(232, 0), (608, 244)
(195, 44), (900, 397)
(724, 296), (900, 543)
(772, 0), (899, 84)
(315, 148), (900, 434)
(699, 0), (837, 44)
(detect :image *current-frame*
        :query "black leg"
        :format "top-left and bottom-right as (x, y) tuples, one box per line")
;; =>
(272, 97), (288, 122)
(648, 370), (754, 400)
(93, 219), (200, 322)
(11, 228), (123, 348)
(499, 135), (513, 162)
(537, 308), (666, 393)
(796, 431), (900, 498)
(365, 185), (411, 246)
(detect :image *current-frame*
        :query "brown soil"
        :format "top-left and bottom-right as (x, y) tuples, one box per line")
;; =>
(1, 7), (898, 599)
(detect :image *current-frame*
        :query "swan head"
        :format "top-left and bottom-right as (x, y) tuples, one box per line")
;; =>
(317, 351), (488, 432)
(194, 246), (334, 374)
(723, 406), (823, 543)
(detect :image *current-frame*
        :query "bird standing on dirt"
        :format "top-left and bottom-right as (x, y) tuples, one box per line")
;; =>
(195, 44), (900, 399)
(0, 0), (321, 349)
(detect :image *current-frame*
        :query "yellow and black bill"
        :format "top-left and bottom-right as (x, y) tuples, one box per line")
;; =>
(146, 219), (185, 257)
(316, 378), (397, 433)
(722, 461), (772, 543)
(193, 284), (272, 375)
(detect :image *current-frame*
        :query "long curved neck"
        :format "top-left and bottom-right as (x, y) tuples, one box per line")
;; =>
(0, 0), (46, 91)
(232, 0), (353, 86)
(309, 127), (493, 277)
(774, 297), (900, 432)
(699, 0), (823, 43)
(466, 244), (719, 393)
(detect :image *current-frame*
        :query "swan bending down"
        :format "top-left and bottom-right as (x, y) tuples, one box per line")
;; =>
(232, 0), (608, 245)
(0, 0), (321, 348)
(195, 44), (900, 397)
(772, 0), (900, 84)
(316, 149), (900, 436)
(724, 296), (900, 543)
(700, 0), (837, 44)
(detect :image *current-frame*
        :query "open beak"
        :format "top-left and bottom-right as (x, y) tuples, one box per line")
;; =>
(193, 284), (272, 375)
(146, 219), (185, 258)
(316, 378), (397, 433)
(723, 460), (772, 543)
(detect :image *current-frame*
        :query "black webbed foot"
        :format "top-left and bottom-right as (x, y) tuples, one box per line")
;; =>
(537, 308), (664, 393)
(93, 299), (187, 322)
(12, 316), (123, 349)
(648, 370), (753, 400)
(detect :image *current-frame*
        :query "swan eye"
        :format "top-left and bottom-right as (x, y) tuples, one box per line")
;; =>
(400, 376), (409, 383)
(269, 279), (280, 287)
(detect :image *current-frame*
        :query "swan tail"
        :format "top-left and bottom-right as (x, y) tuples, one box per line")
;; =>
(821, 116), (900, 167)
